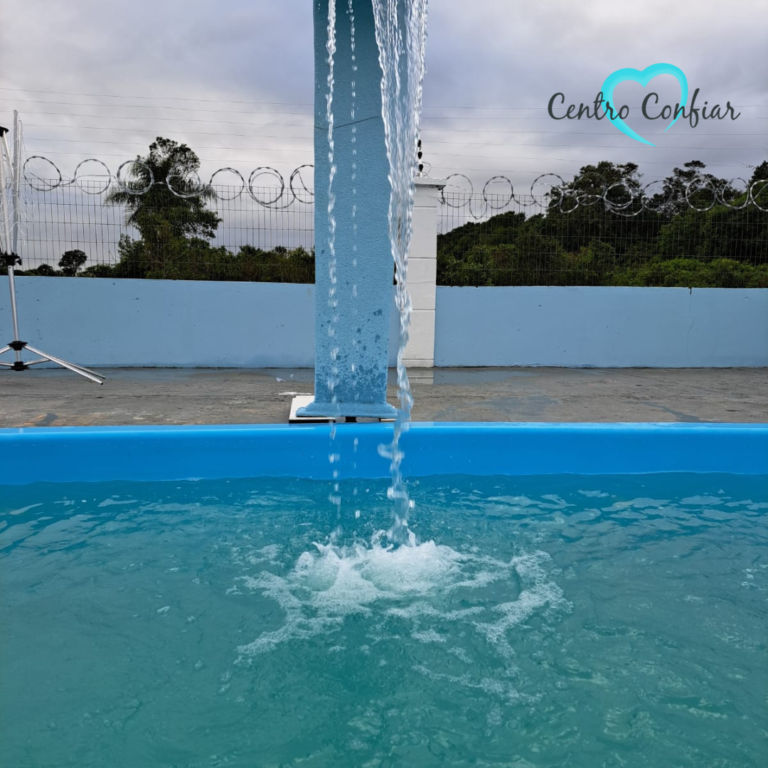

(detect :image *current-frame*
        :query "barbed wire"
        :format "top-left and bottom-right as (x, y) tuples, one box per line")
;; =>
(17, 154), (768, 216)
(21, 155), (315, 208)
(439, 172), (768, 218)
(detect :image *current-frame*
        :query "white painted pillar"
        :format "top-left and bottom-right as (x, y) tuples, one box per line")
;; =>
(404, 177), (446, 368)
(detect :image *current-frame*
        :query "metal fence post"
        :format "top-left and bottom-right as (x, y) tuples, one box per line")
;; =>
(11, 111), (21, 255)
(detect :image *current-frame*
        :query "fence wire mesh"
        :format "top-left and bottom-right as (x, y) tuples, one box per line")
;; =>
(438, 184), (768, 288)
(6, 168), (768, 288)
(14, 181), (315, 283)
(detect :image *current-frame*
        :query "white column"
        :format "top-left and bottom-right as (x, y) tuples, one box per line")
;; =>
(404, 177), (446, 368)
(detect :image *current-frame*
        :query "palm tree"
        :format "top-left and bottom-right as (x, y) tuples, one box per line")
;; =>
(106, 138), (221, 278)
(107, 137), (220, 241)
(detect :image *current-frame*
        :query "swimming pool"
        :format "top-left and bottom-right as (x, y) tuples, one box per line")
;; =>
(1, 423), (766, 766)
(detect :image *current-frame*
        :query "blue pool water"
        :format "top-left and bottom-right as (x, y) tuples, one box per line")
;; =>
(1, 473), (766, 767)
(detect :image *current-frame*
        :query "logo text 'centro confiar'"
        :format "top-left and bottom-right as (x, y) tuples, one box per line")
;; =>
(548, 64), (740, 146)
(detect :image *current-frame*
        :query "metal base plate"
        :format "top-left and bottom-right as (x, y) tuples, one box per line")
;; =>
(289, 395), (396, 424)
(289, 395), (334, 424)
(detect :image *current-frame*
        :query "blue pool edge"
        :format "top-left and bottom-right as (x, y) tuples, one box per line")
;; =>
(0, 422), (766, 485)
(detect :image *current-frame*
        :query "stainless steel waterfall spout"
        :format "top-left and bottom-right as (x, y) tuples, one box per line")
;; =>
(297, 0), (397, 419)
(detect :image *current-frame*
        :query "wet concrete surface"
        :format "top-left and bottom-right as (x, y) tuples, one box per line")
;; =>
(0, 367), (765, 427)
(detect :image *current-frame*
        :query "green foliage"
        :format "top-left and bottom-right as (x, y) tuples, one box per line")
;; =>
(437, 211), (527, 284)
(653, 158), (768, 265)
(21, 263), (58, 277)
(58, 249), (88, 276)
(438, 159), (768, 288)
(610, 258), (768, 288)
(537, 162), (662, 258)
(7, 250), (88, 277)
(751, 160), (768, 183)
(657, 200), (768, 263)
(81, 239), (314, 283)
(7, 143), (766, 290)
(106, 137), (220, 241)
(80, 264), (118, 278)
(437, 232), (578, 287)
(648, 160), (738, 216)
(92, 138), (313, 283)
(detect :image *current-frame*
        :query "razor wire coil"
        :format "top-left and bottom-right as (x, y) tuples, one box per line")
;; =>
(18, 155), (768, 215)
(22, 156), (315, 209)
(439, 171), (767, 219)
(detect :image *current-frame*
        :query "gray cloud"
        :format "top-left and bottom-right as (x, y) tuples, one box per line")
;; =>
(2, 0), (766, 194)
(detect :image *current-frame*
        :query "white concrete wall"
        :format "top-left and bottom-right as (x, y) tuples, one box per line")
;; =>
(2, 277), (766, 369)
(435, 286), (768, 368)
(403, 179), (445, 367)
(0, 277), (399, 368)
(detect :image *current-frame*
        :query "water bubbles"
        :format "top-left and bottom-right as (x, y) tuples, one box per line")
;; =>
(236, 536), (564, 678)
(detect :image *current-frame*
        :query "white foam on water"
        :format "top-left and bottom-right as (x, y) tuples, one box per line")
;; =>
(236, 539), (567, 666)
(472, 551), (567, 657)
(97, 498), (134, 508)
(237, 534), (464, 657)
(411, 664), (537, 706)
(8, 503), (43, 516)
(246, 544), (282, 565)
(578, 490), (612, 499)
(681, 495), (724, 506)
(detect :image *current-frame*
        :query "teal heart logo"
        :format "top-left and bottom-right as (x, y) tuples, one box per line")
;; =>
(600, 63), (688, 147)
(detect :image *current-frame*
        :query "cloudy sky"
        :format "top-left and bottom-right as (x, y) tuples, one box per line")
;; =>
(2, 0), (767, 197)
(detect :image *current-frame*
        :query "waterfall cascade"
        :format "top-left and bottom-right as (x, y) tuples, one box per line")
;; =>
(371, 0), (429, 543)
(302, 0), (429, 543)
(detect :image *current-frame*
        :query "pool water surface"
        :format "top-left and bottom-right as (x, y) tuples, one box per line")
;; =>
(1, 473), (766, 767)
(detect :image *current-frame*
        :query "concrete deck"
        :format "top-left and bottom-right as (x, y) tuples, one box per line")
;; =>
(0, 367), (765, 427)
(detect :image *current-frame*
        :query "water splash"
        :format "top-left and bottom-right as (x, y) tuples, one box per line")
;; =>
(236, 536), (564, 659)
(372, 0), (430, 545)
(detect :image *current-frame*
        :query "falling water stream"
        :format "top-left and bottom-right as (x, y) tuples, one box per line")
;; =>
(325, 0), (342, 517)
(324, 0), (429, 545)
(348, 0), (363, 518)
(372, 0), (429, 544)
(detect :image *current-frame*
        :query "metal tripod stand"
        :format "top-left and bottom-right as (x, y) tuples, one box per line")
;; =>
(0, 121), (105, 384)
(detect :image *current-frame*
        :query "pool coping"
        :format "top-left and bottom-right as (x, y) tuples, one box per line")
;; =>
(0, 422), (766, 484)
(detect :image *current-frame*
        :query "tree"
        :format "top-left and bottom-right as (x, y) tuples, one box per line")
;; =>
(749, 160), (768, 184)
(749, 160), (768, 210)
(59, 249), (87, 276)
(551, 161), (643, 212)
(106, 138), (221, 278)
(107, 137), (219, 238)
(650, 160), (736, 216)
(28, 263), (57, 276)
(436, 210), (526, 285)
(435, 156), (768, 287)
(538, 161), (657, 259)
